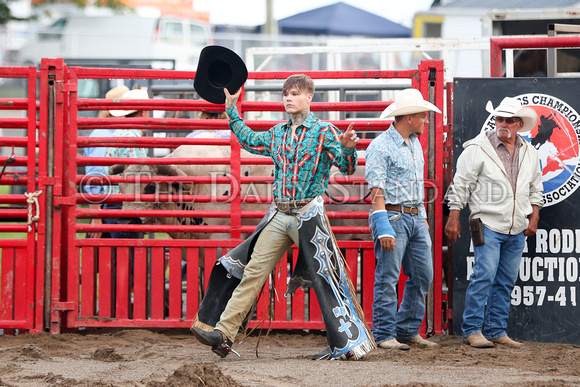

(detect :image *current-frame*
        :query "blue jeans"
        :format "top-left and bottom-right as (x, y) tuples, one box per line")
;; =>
(370, 210), (433, 343)
(461, 225), (525, 339)
(102, 204), (142, 239)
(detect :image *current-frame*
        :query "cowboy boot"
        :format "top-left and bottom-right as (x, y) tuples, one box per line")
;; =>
(463, 332), (494, 348)
(191, 327), (235, 358)
(490, 335), (523, 347)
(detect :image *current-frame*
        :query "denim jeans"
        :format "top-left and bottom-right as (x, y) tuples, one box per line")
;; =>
(370, 210), (433, 343)
(461, 225), (525, 339)
(102, 204), (142, 239)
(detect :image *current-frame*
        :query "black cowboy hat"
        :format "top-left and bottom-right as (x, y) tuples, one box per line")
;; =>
(193, 45), (248, 104)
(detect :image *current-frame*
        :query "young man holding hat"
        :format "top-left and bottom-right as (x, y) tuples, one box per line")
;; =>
(365, 88), (441, 350)
(445, 96), (543, 348)
(191, 73), (375, 360)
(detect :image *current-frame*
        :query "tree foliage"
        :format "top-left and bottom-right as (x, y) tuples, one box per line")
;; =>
(0, 0), (16, 24)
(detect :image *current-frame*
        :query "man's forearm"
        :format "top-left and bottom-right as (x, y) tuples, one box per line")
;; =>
(370, 188), (385, 212)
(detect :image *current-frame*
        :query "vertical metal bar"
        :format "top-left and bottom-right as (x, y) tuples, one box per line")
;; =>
(65, 69), (79, 330)
(273, 252), (288, 322)
(256, 270), (271, 324)
(168, 247), (182, 320)
(54, 61), (70, 332)
(185, 247), (199, 321)
(0, 248), (15, 321)
(361, 248), (374, 322)
(547, 24), (557, 77)
(444, 80), (455, 334)
(80, 247), (95, 318)
(490, 38), (503, 77)
(133, 247), (148, 320)
(505, 49), (514, 78)
(43, 67), (55, 332)
(203, 248), (216, 297)
(427, 65), (437, 336)
(432, 61), (445, 336)
(46, 58), (67, 334)
(98, 247), (112, 318)
(150, 247), (165, 320)
(309, 289), (321, 322)
(115, 247), (130, 320)
(26, 66), (43, 333)
(14, 247), (27, 321)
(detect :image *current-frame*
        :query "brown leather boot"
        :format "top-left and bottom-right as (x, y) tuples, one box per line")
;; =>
(491, 335), (523, 347)
(378, 338), (410, 350)
(463, 332), (494, 348)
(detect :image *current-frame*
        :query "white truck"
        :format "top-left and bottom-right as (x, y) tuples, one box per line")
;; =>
(16, 14), (213, 70)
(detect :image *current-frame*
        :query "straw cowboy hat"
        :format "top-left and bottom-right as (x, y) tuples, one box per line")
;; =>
(194, 45), (248, 104)
(109, 89), (150, 117)
(105, 85), (130, 100)
(485, 97), (538, 132)
(380, 88), (441, 119)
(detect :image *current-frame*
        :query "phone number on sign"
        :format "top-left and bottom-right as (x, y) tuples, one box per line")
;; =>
(511, 286), (577, 307)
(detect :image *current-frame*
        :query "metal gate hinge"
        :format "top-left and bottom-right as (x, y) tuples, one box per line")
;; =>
(446, 308), (453, 320)
(53, 302), (75, 311)
(53, 196), (76, 206)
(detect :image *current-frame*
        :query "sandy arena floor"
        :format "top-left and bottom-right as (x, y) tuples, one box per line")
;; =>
(0, 328), (578, 386)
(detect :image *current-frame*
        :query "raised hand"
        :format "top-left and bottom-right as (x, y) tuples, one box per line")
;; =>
(224, 88), (242, 110)
(339, 122), (359, 148)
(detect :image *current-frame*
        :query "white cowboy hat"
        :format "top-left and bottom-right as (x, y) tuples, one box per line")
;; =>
(380, 88), (441, 119)
(485, 97), (538, 132)
(110, 89), (149, 117)
(105, 85), (130, 100)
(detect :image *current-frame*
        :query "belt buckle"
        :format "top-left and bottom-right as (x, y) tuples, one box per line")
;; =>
(276, 199), (290, 213)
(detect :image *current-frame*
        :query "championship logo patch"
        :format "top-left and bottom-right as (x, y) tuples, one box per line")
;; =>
(481, 93), (580, 207)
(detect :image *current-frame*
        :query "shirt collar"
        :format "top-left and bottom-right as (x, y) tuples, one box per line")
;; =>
(284, 112), (316, 130)
(387, 122), (415, 146)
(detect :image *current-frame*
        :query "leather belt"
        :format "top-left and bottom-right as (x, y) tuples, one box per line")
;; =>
(274, 198), (314, 214)
(385, 204), (419, 216)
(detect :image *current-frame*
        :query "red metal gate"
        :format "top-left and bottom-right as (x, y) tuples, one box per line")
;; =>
(0, 66), (43, 333)
(0, 58), (447, 335)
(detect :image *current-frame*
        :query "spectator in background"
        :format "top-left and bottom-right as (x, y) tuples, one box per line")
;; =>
(102, 88), (150, 239)
(187, 111), (230, 138)
(83, 85), (129, 238)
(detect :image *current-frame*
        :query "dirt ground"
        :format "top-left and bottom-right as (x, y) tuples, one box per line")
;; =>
(0, 328), (578, 387)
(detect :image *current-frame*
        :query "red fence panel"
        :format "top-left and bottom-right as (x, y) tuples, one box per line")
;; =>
(0, 58), (447, 336)
(0, 66), (42, 333)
